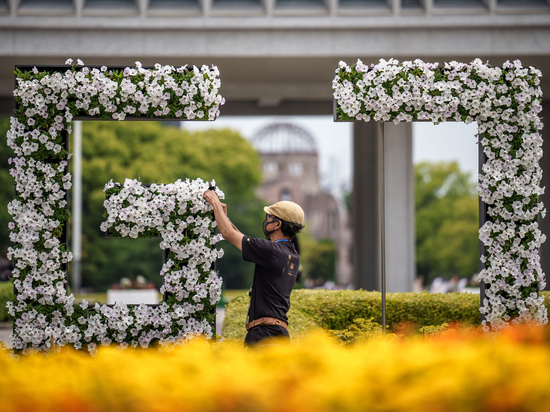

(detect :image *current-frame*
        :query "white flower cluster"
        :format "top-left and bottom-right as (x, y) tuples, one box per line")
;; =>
(6, 61), (225, 352)
(15, 60), (224, 122)
(334, 58), (547, 329)
(101, 177), (224, 309)
(6, 116), (75, 351)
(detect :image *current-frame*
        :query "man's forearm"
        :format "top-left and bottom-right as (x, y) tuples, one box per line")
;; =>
(211, 202), (244, 251)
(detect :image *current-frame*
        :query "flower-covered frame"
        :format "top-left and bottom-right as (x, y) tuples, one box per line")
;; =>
(333, 58), (547, 330)
(6, 61), (225, 352)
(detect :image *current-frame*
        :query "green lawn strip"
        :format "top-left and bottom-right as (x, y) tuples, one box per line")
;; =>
(72, 293), (108, 304)
(0, 282), (13, 322)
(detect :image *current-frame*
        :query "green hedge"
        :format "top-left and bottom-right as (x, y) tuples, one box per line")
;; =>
(222, 290), (550, 341)
(0, 282), (12, 322)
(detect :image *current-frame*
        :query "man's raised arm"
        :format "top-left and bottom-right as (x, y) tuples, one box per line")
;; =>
(203, 191), (244, 251)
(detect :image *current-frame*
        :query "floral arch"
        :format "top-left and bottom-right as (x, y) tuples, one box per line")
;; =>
(6, 60), (225, 352)
(333, 58), (547, 330)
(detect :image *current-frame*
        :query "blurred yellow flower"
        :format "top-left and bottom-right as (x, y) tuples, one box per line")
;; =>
(1, 325), (550, 412)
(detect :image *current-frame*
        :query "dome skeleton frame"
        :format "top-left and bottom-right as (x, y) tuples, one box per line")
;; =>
(252, 122), (318, 155)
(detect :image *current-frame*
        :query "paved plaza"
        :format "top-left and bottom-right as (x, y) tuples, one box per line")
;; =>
(0, 323), (11, 348)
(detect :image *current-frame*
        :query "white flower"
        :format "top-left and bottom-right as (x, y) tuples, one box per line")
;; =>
(333, 58), (546, 330)
(8, 61), (226, 352)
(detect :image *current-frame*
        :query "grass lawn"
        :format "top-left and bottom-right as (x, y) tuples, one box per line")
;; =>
(71, 290), (247, 306)
(0, 282), (12, 293)
(223, 289), (248, 302)
(73, 292), (108, 304)
(0, 282), (13, 322)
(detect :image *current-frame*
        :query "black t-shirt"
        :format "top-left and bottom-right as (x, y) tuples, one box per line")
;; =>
(242, 236), (299, 324)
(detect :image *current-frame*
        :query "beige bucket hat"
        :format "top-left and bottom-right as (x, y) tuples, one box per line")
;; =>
(264, 201), (305, 225)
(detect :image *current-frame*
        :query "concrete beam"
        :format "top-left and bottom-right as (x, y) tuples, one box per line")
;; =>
(222, 100), (332, 116)
(1, 28), (549, 58)
(0, 12), (549, 30)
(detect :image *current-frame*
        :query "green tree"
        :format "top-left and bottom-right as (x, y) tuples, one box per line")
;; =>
(299, 225), (337, 283)
(415, 161), (479, 284)
(77, 121), (264, 291)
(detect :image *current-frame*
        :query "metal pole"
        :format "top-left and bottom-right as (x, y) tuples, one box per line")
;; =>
(71, 121), (82, 294)
(478, 132), (486, 323)
(380, 122), (386, 335)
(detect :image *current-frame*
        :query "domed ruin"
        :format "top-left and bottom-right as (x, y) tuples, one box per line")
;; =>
(252, 122), (352, 285)
(251, 123), (318, 155)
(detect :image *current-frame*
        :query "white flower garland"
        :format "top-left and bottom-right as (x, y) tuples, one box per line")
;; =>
(99, 178), (224, 345)
(333, 58), (547, 330)
(6, 60), (225, 352)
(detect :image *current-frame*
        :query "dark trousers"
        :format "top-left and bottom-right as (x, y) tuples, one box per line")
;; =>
(244, 324), (290, 346)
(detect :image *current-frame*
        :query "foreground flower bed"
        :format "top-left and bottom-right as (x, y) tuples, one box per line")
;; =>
(2, 325), (550, 412)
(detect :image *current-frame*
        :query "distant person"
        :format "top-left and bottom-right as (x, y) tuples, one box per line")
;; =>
(0, 248), (12, 282)
(314, 278), (325, 289)
(324, 280), (336, 290)
(457, 278), (469, 293)
(413, 276), (425, 293)
(430, 277), (447, 294)
(203, 191), (304, 346)
(447, 276), (459, 293)
(470, 272), (480, 287)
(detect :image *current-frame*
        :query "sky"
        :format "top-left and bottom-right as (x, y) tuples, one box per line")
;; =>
(183, 116), (479, 198)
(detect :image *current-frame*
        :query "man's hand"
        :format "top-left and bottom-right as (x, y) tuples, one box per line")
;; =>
(203, 191), (228, 216)
(203, 190), (220, 206)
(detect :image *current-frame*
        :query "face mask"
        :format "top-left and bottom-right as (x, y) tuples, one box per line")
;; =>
(262, 219), (277, 239)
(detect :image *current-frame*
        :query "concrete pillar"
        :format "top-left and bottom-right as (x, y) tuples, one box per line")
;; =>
(539, 100), (550, 290)
(353, 121), (380, 291)
(353, 121), (415, 292)
(385, 122), (415, 293)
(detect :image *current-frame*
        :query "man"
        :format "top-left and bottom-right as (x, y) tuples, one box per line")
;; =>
(203, 190), (304, 346)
